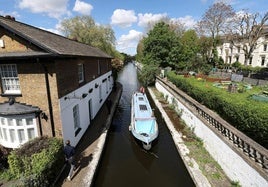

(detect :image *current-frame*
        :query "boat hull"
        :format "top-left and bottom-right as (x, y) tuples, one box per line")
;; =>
(129, 92), (158, 150)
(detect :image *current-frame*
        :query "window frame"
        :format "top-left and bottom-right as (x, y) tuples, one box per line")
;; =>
(0, 64), (21, 95)
(0, 115), (38, 148)
(78, 63), (84, 83)
(73, 105), (80, 130)
(264, 44), (267, 52)
(261, 56), (265, 66)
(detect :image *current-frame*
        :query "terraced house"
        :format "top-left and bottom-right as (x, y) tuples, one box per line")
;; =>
(0, 16), (113, 149)
(217, 27), (268, 67)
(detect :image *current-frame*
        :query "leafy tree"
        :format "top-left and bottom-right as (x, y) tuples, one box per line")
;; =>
(179, 30), (199, 68)
(139, 64), (160, 86)
(196, 36), (213, 63)
(120, 53), (135, 64)
(142, 21), (181, 68)
(197, 2), (235, 62)
(60, 15), (124, 80)
(111, 58), (123, 81)
(136, 38), (144, 63)
(226, 11), (268, 65)
(60, 16), (120, 58)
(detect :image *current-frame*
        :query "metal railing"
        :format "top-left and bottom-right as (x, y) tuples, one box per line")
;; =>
(156, 77), (268, 178)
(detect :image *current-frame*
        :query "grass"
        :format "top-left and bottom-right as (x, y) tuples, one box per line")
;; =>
(185, 76), (267, 104)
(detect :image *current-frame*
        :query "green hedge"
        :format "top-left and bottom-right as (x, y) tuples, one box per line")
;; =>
(167, 71), (268, 148)
(8, 136), (64, 186)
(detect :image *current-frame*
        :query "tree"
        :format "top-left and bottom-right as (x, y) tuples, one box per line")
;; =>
(60, 16), (119, 58)
(180, 30), (199, 65)
(136, 38), (144, 63)
(142, 21), (181, 68)
(197, 2), (235, 62)
(139, 63), (160, 86)
(226, 11), (268, 65)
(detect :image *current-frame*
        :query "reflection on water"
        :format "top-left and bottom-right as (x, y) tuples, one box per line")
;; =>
(92, 63), (194, 187)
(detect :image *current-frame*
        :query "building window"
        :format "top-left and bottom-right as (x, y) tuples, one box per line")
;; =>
(0, 115), (38, 148)
(18, 129), (25, 142)
(0, 64), (21, 94)
(78, 64), (84, 83)
(73, 105), (80, 130)
(264, 44), (267, 51)
(261, 56), (265, 66)
(27, 128), (35, 139)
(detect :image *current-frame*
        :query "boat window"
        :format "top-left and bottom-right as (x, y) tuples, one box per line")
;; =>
(139, 104), (147, 111)
(138, 97), (144, 101)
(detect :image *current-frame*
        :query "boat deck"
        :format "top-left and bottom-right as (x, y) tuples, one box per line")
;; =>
(133, 92), (153, 119)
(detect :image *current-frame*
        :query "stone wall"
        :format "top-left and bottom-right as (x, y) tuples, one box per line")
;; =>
(155, 79), (268, 187)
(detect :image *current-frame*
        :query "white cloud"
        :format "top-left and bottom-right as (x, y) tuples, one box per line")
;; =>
(39, 22), (64, 36)
(171, 15), (197, 29)
(138, 13), (168, 27)
(18, 0), (69, 19)
(73, 0), (93, 15)
(111, 9), (137, 28)
(117, 30), (143, 55)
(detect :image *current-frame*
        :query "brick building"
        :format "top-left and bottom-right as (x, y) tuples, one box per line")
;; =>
(0, 16), (113, 148)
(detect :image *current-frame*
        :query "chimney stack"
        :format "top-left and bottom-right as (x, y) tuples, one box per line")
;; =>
(5, 15), (15, 21)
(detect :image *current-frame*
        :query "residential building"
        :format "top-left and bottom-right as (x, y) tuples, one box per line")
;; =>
(0, 16), (113, 149)
(217, 29), (268, 67)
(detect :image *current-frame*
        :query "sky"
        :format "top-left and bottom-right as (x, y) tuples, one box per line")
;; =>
(1, 0), (267, 55)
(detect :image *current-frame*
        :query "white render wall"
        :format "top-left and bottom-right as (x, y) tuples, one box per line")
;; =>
(217, 37), (268, 67)
(59, 71), (113, 147)
(155, 81), (268, 187)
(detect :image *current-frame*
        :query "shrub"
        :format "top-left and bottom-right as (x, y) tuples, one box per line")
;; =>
(167, 71), (268, 148)
(8, 136), (64, 186)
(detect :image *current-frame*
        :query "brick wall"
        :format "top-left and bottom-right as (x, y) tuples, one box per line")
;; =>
(0, 27), (112, 139)
(0, 28), (41, 52)
(55, 57), (111, 98)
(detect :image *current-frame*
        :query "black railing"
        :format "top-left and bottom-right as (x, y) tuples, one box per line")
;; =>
(156, 77), (268, 178)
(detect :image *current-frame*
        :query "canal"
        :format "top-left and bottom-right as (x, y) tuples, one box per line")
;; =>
(92, 63), (195, 187)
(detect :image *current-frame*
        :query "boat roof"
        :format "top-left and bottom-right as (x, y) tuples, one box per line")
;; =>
(133, 92), (154, 119)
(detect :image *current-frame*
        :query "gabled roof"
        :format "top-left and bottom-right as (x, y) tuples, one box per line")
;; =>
(0, 16), (112, 58)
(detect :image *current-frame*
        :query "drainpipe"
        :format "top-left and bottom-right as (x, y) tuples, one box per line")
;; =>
(37, 113), (43, 136)
(40, 60), (56, 137)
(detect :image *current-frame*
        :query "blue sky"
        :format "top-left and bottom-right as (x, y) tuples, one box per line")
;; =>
(1, 0), (267, 55)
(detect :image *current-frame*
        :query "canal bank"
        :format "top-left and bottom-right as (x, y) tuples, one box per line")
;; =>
(148, 87), (211, 187)
(57, 82), (122, 187)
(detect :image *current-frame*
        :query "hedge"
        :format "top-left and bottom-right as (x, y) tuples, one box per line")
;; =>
(8, 136), (65, 186)
(167, 71), (268, 148)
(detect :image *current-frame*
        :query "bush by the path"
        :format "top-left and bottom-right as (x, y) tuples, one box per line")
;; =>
(8, 136), (64, 186)
(167, 71), (268, 148)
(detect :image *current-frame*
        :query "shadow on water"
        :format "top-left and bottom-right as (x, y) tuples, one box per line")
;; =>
(92, 63), (194, 187)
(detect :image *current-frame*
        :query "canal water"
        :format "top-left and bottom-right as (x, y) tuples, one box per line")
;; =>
(92, 63), (194, 187)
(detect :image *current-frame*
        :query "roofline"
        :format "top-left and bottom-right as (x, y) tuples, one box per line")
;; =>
(0, 17), (58, 54)
(0, 53), (113, 61)
(0, 16), (114, 58)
